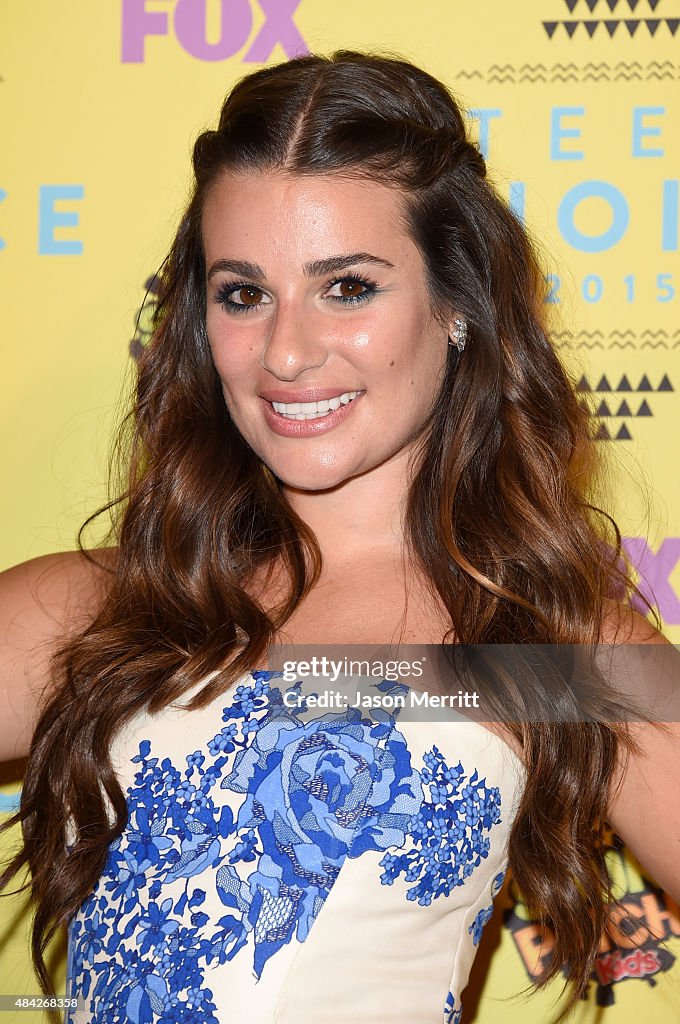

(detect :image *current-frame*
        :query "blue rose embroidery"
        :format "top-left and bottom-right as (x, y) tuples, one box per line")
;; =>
(214, 684), (424, 977)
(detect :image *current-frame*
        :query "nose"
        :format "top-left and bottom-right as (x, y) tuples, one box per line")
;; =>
(259, 298), (328, 380)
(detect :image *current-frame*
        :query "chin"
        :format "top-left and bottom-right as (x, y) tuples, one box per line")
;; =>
(269, 464), (355, 494)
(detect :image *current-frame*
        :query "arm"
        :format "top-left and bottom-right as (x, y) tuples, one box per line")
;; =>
(0, 548), (116, 762)
(602, 602), (680, 904)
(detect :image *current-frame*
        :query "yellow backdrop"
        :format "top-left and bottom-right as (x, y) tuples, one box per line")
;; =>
(1, 1), (679, 1021)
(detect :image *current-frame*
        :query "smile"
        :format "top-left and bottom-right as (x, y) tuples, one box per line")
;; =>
(270, 390), (363, 421)
(261, 390), (365, 438)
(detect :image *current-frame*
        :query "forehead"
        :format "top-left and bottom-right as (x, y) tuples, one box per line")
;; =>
(200, 170), (415, 264)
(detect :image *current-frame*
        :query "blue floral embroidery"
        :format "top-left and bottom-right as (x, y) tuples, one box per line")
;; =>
(468, 867), (507, 947)
(378, 744), (502, 906)
(213, 678), (423, 977)
(65, 672), (503, 1023)
(491, 868), (506, 896)
(468, 903), (494, 946)
(444, 989), (463, 1024)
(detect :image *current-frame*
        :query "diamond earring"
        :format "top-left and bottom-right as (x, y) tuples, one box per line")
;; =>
(448, 317), (467, 353)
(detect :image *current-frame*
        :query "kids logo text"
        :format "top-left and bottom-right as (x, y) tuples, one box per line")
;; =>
(121, 0), (307, 64)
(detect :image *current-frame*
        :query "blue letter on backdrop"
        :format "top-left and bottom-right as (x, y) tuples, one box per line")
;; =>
(508, 182), (525, 224)
(558, 181), (629, 253)
(632, 107), (665, 158)
(466, 109), (502, 160)
(551, 107), (585, 161)
(39, 186), (84, 255)
(662, 181), (678, 252)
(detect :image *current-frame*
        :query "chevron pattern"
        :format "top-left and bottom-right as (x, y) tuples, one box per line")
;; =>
(548, 328), (680, 349)
(454, 61), (679, 82)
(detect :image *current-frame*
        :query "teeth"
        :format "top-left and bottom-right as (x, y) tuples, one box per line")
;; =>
(271, 391), (361, 420)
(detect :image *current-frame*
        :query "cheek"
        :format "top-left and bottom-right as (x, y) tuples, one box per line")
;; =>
(387, 323), (447, 402)
(207, 322), (258, 383)
(375, 308), (440, 372)
(340, 308), (414, 366)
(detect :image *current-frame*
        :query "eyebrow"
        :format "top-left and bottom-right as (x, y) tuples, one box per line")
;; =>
(206, 252), (395, 282)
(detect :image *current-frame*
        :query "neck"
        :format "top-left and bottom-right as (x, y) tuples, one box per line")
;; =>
(279, 451), (414, 572)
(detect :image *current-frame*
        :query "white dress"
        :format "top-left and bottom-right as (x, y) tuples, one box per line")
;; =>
(64, 667), (525, 1024)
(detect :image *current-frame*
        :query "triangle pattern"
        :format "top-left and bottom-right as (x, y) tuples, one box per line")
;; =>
(595, 422), (611, 440)
(615, 399), (632, 416)
(541, 11), (677, 40)
(637, 374), (653, 392)
(585, 0), (599, 10)
(616, 374), (633, 392)
(605, 0), (620, 9)
(595, 374), (612, 392)
(596, 399), (612, 416)
(576, 375), (591, 392)
(647, 0), (661, 10)
(615, 423), (632, 440)
(626, 0), (640, 10)
(658, 374), (674, 392)
(637, 399), (652, 416)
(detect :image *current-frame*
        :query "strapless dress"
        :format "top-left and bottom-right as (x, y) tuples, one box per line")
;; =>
(63, 667), (525, 1023)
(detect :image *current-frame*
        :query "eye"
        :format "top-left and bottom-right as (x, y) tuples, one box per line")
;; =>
(232, 285), (263, 307)
(325, 274), (378, 305)
(214, 282), (271, 314)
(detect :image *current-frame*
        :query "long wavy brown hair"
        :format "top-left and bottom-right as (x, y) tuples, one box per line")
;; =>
(0, 50), (660, 1022)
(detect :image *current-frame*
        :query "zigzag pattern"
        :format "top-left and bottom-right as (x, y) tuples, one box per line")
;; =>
(455, 61), (679, 83)
(548, 328), (680, 349)
(542, 18), (679, 38)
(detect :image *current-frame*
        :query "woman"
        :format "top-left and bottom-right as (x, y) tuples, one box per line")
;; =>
(1, 49), (678, 1024)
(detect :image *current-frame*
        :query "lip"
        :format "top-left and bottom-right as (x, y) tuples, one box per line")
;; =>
(260, 391), (365, 437)
(260, 387), (365, 403)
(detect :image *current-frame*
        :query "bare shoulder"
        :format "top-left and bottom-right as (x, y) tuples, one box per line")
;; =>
(598, 599), (680, 902)
(482, 603), (671, 771)
(0, 547), (117, 633)
(599, 597), (671, 646)
(0, 547), (118, 762)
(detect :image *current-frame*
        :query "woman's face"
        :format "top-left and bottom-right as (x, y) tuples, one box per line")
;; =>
(202, 169), (454, 492)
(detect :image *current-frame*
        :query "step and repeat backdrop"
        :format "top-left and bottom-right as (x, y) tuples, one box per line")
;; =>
(1, 1), (679, 1021)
